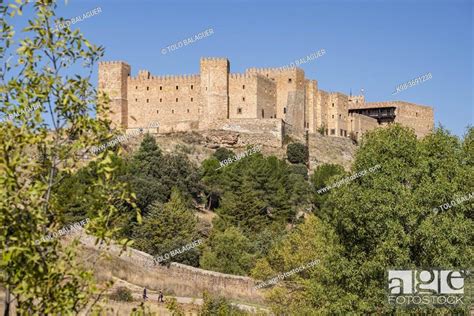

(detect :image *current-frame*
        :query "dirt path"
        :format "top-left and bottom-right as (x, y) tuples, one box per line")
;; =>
(112, 277), (269, 314)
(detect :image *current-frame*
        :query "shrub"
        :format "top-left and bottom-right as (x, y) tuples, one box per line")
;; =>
(289, 164), (308, 179)
(286, 143), (308, 164)
(349, 131), (358, 144)
(213, 147), (235, 162)
(317, 124), (327, 136)
(166, 297), (185, 316)
(199, 291), (247, 316)
(109, 286), (134, 302)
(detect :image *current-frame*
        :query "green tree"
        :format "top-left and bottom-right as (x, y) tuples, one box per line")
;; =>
(133, 188), (200, 266)
(286, 142), (308, 164)
(200, 227), (255, 275)
(251, 214), (351, 315)
(321, 124), (473, 313)
(0, 1), (138, 314)
(310, 163), (346, 211)
(127, 134), (201, 214)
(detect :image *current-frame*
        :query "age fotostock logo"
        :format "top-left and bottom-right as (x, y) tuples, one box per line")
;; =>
(387, 269), (471, 306)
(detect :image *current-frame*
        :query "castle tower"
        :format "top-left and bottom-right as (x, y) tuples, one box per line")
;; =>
(199, 57), (230, 129)
(98, 61), (131, 128)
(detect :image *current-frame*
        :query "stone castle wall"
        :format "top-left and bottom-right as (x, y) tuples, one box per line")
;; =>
(348, 112), (379, 140)
(98, 57), (435, 144)
(73, 233), (265, 304)
(127, 72), (201, 130)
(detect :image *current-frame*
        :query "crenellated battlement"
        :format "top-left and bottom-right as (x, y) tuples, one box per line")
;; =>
(99, 61), (129, 66)
(129, 73), (200, 82)
(200, 57), (229, 62)
(246, 66), (302, 74)
(229, 73), (255, 80)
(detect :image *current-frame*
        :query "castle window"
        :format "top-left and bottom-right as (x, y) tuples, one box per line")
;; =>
(344, 130), (347, 137)
(288, 78), (292, 83)
(147, 86), (149, 91)
(176, 85), (179, 90)
(187, 109), (190, 113)
(416, 112), (418, 117)
(205, 87), (208, 91)
(191, 97), (193, 102)
(237, 108), (242, 114)
(160, 98), (162, 102)
(176, 98), (178, 102)
(157, 110), (159, 114)
(135, 98), (138, 102)
(172, 109), (174, 114)
(242, 85), (245, 89)
(135, 86), (138, 89)
(191, 85), (194, 90)
(261, 109), (265, 118)
(242, 97), (245, 102)
(339, 114), (341, 118)
(340, 129), (344, 136)
(146, 99), (149, 103)
(284, 107), (287, 114)
(330, 129), (335, 135)
(332, 115), (334, 118)
(160, 86), (162, 90)
(332, 103), (334, 107)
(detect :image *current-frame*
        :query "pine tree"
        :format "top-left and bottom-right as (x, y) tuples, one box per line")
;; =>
(133, 188), (200, 266)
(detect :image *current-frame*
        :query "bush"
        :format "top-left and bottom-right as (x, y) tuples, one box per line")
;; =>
(349, 131), (358, 144)
(286, 143), (308, 164)
(317, 124), (327, 136)
(199, 291), (247, 316)
(166, 297), (185, 316)
(289, 164), (308, 179)
(213, 147), (235, 162)
(109, 286), (134, 302)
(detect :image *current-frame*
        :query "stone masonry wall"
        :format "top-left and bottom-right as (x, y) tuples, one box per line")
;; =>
(348, 112), (379, 140)
(73, 233), (265, 304)
(228, 74), (258, 119)
(127, 72), (201, 130)
(99, 58), (435, 144)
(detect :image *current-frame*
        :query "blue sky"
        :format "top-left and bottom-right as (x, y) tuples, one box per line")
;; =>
(10, 0), (474, 136)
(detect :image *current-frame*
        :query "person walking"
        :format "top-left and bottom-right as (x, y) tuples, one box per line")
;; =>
(158, 290), (164, 303)
(143, 287), (148, 301)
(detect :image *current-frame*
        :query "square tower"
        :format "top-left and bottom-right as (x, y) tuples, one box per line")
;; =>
(199, 57), (229, 129)
(98, 61), (131, 129)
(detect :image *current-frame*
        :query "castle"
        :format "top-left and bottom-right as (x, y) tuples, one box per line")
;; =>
(98, 57), (434, 147)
